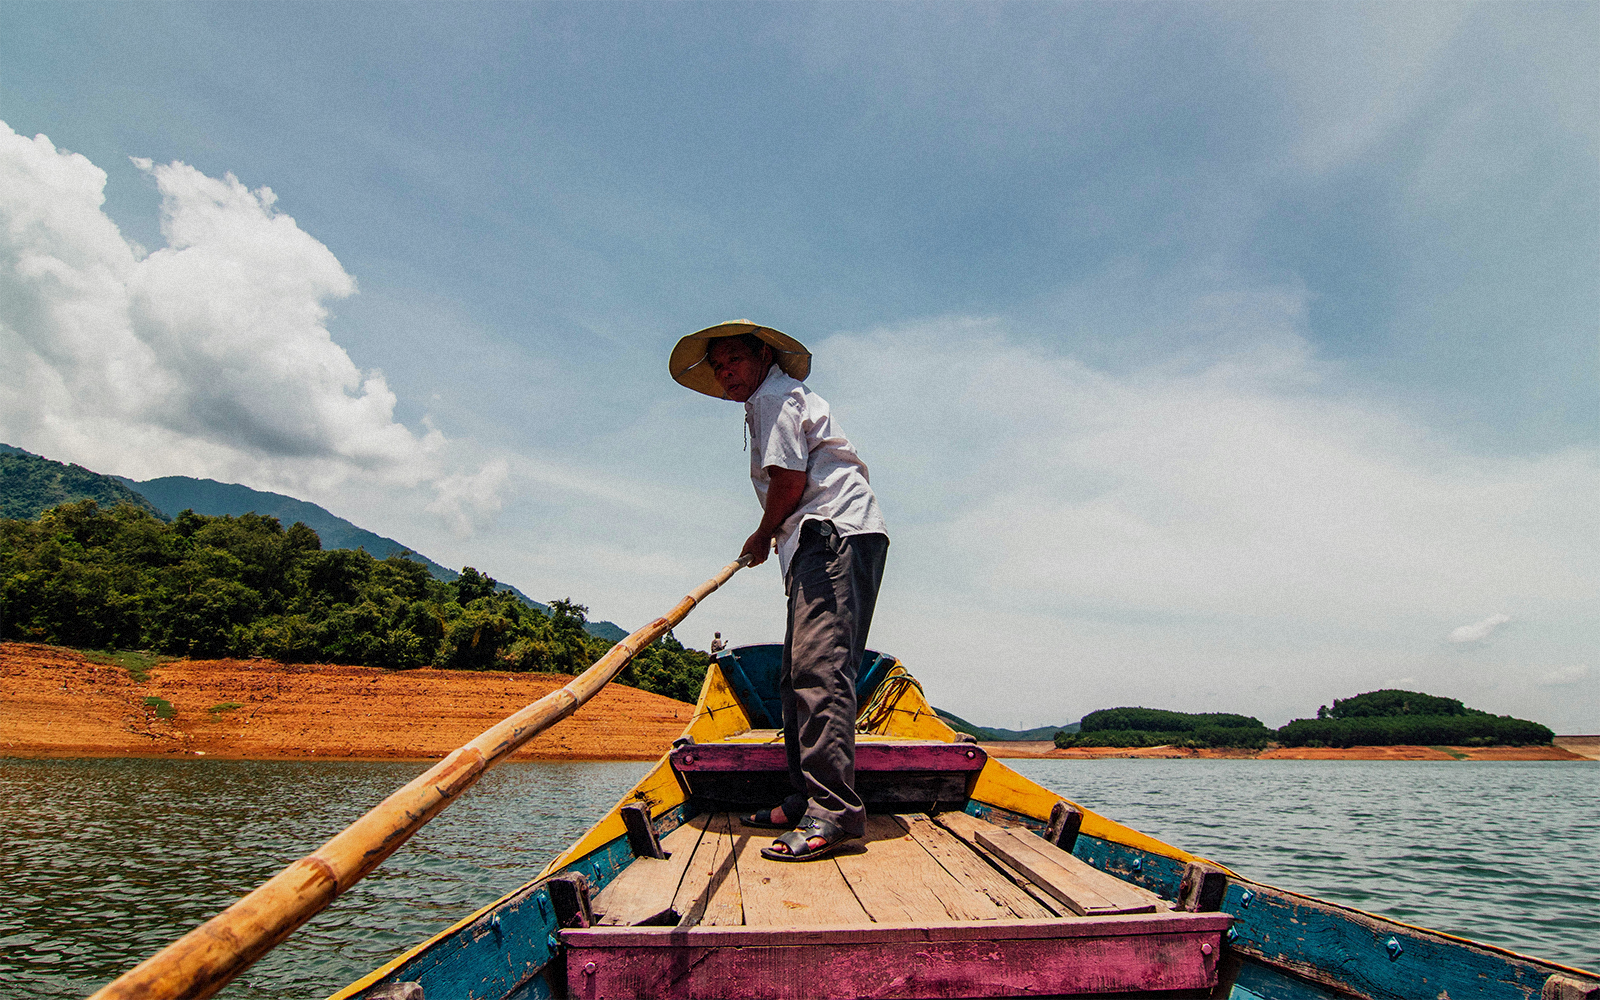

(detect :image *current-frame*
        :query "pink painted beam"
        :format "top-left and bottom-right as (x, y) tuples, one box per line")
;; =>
(565, 912), (1230, 1000)
(671, 742), (987, 773)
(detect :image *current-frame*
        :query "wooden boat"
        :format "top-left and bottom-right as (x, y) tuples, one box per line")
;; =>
(329, 643), (1599, 1000)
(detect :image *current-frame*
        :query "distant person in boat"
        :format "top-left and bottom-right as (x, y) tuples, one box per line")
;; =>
(709, 632), (727, 654)
(670, 320), (889, 862)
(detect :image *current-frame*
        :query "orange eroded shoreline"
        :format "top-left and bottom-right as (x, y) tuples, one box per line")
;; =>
(2, 642), (1591, 762)
(0, 642), (691, 760)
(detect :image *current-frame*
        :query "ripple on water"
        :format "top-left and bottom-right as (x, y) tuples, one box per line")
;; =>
(0, 758), (652, 999)
(1011, 758), (1599, 972)
(3, 757), (1596, 998)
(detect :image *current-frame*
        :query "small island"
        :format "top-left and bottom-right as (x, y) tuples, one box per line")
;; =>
(940, 695), (1587, 762)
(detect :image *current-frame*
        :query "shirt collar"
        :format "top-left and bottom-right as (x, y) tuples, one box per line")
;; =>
(744, 363), (790, 406)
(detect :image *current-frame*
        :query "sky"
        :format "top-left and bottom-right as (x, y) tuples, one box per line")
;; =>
(1, 2), (1595, 732)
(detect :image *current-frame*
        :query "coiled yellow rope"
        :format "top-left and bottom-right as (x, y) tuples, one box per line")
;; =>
(856, 664), (923, 734)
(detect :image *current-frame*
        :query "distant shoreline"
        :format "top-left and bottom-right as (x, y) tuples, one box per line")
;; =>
(981, 738), (1596, 761)
(0, 642), (687, 761)
(3, 642), (1592, 763)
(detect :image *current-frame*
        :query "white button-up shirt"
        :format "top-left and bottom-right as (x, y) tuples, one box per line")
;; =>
(744, 365), (888, 576)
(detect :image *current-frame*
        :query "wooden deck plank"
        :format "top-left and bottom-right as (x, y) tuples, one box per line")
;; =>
(831, 816), (999, 923)
(731, 817), (872, 927)
(931, 811), (1069, 917)
(592, 816), (709, 926)
(672, 813), (744, 927)
(897, 813), (1056, 920)
(975, 826), (1161, 916)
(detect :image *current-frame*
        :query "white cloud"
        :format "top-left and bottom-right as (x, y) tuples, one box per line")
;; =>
(1537, 665), (1590, 688)
(0, 123), (504, 532)
(426, 458), (509, 539)
(795, 311), (1598, 730)
(1448, 613), (1513, 645)
(826, 319), (1595, 630)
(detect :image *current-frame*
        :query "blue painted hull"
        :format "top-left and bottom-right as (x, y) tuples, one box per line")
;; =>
(334, 648), (1597, 1000)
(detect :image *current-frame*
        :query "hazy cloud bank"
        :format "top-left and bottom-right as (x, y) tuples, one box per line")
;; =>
(0, 124), (503, 534)
(815, 313), (1598, 730)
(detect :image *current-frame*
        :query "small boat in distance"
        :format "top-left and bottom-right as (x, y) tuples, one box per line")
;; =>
(331, 644), (1599, 1000)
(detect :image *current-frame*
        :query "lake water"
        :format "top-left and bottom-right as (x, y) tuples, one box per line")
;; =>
(1, 757), (1594, 999)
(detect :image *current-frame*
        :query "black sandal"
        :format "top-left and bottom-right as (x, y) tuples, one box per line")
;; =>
(741, 806), (794, 830)
(760, 816), (851, 862)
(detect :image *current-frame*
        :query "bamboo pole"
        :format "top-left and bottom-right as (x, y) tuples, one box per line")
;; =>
(88, 555), (751, 1000)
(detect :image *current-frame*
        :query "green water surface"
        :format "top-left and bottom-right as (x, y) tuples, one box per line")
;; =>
(1, 757), (1594, 998)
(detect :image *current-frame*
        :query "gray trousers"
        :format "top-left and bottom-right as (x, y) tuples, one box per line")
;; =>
(779, 520), (889, 838)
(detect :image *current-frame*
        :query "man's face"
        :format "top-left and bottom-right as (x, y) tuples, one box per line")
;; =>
(706, 339), (772, 402)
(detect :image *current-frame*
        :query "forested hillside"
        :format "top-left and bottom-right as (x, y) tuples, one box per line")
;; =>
(1278, 689), (1553, 747)
(1053, 695), (1553, 749)
(119, 475), (591, 626)
(1054, 706), (1276, 749)
(0, 500), (710, 702)
(0, 445), (164, 521)
(0, 445), (627, 641)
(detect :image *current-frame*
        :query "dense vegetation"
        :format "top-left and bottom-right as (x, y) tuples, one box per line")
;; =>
(0, 449), (163, 521)
(1312, 689), (1472, 719)
(1276, 714), (1553, 748)
(1055, 706), (1275, 749)
(1080, 707), (1265, 733)
(1280, 689), (1552, 747)
(0, 446), (579, 624)
(1054, 690), (1553, 749)
(0, 501), (710, 702)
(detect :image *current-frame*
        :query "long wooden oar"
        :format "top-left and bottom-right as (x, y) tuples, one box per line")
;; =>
(89, 554), (751, 1000)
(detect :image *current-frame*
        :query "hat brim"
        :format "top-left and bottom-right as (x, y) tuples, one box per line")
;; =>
(670, 320), (811, 398)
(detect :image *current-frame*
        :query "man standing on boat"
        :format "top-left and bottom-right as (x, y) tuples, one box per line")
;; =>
(670, 320), (889, 861)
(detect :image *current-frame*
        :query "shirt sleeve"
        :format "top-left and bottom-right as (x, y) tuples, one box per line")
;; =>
(754, 392), (808, 473)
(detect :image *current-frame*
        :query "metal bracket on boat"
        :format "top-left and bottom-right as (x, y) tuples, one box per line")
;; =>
(1544, 975), (1600, 1000)
(1045, 801), (1083, 853)
(620, 802), (667, 859)
(547, 873), (594, 929)
(364, 983), (423, 1000)
(672, 735), (696, 749)
(1178, 863), (1229, 913)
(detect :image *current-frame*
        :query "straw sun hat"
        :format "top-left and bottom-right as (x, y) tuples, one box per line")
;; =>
(669, 320), (811, 399)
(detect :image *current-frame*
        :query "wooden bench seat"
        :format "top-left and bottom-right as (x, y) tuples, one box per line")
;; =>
(668, 740), (987, 807)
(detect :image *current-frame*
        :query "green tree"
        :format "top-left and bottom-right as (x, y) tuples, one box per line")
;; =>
(0, 501), (712, 702)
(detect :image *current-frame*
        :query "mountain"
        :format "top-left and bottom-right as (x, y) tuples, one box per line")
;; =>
(934, 707), (1080, 741)
(0, 445), (165, 521)
(0, 443), (629, 642)
(125, 475), (467, 583)
(120, 475), (629, 640)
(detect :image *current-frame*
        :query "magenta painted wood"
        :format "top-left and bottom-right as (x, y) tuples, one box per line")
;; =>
(565, 913), (1229, 999)
(671, 741), (987, 773)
